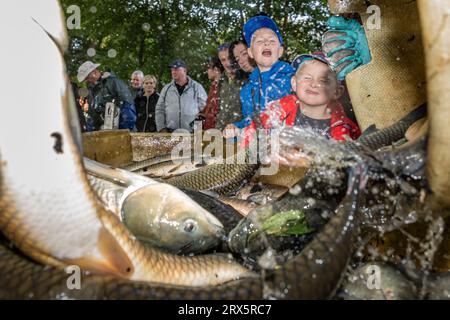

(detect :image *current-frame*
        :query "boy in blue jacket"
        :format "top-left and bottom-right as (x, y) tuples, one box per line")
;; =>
(223, 15), (294, 138)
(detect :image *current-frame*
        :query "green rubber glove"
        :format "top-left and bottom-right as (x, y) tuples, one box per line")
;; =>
(322, 16), (372, 81)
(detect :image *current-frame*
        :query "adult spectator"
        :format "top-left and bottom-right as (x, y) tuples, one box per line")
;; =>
(218, 43), (236, 80)
(198, 57), (224, 130)
(215, 43), (244, 131)
(71, 82), (87, 132)
(77, 61), (137, 131)
(134, 75), (160, 132)
(130, 70), (144, 99)
(229, 39), (255, 78)
(155, 59), (207, 133)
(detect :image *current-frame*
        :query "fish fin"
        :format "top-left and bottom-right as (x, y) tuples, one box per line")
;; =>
(167, 163), (182, 173)
(198, 190), (220, 198)
(66, 227), (134, 278)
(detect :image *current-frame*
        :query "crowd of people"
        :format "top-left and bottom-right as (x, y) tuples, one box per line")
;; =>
(73, 13), (361, 144)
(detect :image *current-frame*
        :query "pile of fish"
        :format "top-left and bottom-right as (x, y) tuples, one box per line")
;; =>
(79, 125), (448, 300)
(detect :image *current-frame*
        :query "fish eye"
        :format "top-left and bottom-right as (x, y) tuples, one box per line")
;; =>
(183, 219), (197, 233)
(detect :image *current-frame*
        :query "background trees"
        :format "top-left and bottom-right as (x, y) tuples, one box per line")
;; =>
(62, 0), (329, 87)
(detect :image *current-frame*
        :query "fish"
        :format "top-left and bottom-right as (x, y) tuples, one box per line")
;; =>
(236, 183), (289, 204)
(0, 164), (367, 299)
(121, 183), (226, 254)
(426, 272), (450, 300)
(87, 173), (125, 217)
(217, 196), (258, 217)
(178, 189), (243, 235)
(121, 153), (181, 172)
(0, 237), (263, 299)
(228, 193), (335, 258)
(142, 161), (202, 178)
(167, 163), (259, 195)
(141, 158), (221, 178)
(86, 170), (226, 255)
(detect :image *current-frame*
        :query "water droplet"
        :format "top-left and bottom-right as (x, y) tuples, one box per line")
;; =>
(142, 23), (150, 32)
(90, 6), (97, 13)
(107, 49), (117, 58)
(78, 88), (89, 98)
(87, 48), (96, 57)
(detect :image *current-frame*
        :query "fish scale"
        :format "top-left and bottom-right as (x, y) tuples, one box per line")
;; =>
(167, 163), (259, 195)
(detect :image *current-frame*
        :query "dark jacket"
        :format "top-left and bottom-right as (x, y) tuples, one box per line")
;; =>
(130, 86), (144, 100)
(134, 92), (159, 132)
(234, 61), (295, 128)
(215, 74), (243, 131)
(71, 82), (87, 132)
(202, 80), (219, 130)
(87, 71), (137, 131)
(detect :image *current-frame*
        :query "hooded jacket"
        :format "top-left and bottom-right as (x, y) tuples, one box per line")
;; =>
(155, 76), (207, 132)
(234, 60), (294, 128)
(87, 71), (136, 131)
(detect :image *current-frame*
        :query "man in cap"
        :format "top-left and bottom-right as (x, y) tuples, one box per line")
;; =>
(77, 61), (136, 131)
(155, 59), (207, 133)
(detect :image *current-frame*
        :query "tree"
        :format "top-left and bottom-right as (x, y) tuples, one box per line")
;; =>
(61, 0), (330, 88)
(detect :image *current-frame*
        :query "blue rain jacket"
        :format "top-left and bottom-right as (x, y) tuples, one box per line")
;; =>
(234, 60), (294, 128)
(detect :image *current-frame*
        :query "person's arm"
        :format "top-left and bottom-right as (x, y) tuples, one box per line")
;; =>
(110, 77), (136, 130)
(112, 77), (134, 104)
(233, 87), (253, 129)
(119, 101), (137, 131)
(155, 86), (167, 132)
(196, 82), (208, 112)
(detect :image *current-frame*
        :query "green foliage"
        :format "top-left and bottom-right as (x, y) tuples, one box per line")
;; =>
(62, 0), (330, 89)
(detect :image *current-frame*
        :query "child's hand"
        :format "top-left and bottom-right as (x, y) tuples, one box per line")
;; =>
(273, 146), (311, 168)
(222, 124), (240, 139)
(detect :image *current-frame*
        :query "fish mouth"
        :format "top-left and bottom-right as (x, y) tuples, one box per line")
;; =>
(262, 49), (272, 57)
(176, 234), (222, 255)
(216, 227), (228, 242)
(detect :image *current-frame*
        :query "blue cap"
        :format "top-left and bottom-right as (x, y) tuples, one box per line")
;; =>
(291, 51), (330, 71)
(169, 59), (187, 69)
(243, 15), (283, 46)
